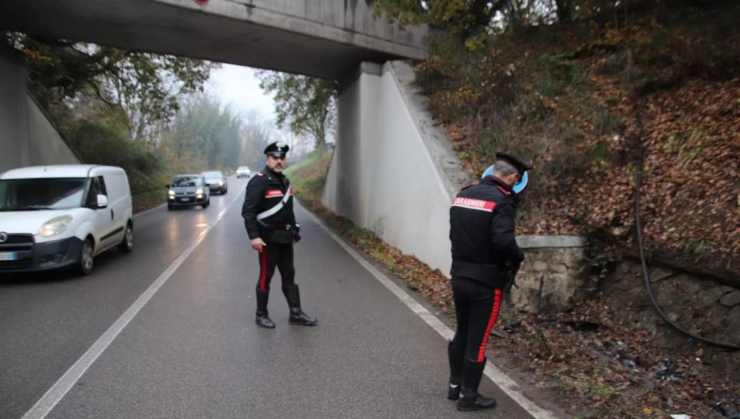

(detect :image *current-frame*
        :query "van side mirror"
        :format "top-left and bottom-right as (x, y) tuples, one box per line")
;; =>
(165, 184), (170, 189)
(96, 194), (109, 209)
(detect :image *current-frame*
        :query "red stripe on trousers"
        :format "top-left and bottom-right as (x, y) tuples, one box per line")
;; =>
(477, 289), (503, 362)
(258, 248), (268, 291)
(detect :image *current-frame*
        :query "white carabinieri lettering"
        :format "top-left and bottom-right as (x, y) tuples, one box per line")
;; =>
(452, 197), (496, 212)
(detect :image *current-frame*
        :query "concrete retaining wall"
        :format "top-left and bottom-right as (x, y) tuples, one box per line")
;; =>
(0, 48), (28, 172)
(0, 48), (78, 173)
(605, 261), (740, 372)
(25, 96), (78, 168)
(324, 61), (469, 274)
(512, 236), (586, 312)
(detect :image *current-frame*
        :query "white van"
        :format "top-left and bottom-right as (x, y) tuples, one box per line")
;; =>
(0, 165), (134, 275)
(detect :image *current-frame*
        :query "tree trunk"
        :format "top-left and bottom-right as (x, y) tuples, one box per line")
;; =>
(555, 0), (573, 23)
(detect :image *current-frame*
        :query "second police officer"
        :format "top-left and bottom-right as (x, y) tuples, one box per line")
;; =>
(447, 152), (531, 412)
(241, 142), (318, 329)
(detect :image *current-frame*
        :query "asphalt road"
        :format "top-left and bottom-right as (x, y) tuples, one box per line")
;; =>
(0, 177), (536, 419)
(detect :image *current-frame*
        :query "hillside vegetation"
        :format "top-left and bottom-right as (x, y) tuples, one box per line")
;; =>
(415, 3), (739, 278)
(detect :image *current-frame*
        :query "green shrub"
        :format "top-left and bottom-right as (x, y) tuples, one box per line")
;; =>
(62, 118), (169, 211)
(536, 54), (585, 97)
(65, 120), (160, 174)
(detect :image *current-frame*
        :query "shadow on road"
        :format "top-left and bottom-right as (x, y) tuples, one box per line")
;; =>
(0, 249), (123, 286)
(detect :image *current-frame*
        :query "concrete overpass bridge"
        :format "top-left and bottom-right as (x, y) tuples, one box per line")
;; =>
(0, 0), (426, 80)
(0, 0), (464, 291)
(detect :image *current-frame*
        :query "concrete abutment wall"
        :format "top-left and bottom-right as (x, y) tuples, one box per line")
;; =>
(324, 61), (465, 274)
(0, 48), (78, 173)
(325, 60), (587, 314)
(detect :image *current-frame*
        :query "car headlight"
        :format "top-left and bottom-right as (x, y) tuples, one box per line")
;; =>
(196, 188), (204, 195)
(39, 215), (73, 238)
(168, 189), (175, 198)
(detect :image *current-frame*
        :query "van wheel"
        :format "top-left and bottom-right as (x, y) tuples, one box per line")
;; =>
(202, 200), (210, 209)
(167, 204), (174, 210)
(78, 238), (95, 276)
(119, 223), (134, 253)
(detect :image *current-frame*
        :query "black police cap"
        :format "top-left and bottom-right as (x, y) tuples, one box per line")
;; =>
(495, 152), (533, 174)
(264, 142), (290, 156)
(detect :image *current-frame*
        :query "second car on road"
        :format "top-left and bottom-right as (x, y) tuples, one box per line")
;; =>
(202, 170), (228, 195)
(167, 174), (210, 210)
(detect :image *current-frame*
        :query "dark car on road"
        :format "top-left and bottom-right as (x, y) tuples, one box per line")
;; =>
(202, 171), (228, 195)
(167, 175), (210, 210)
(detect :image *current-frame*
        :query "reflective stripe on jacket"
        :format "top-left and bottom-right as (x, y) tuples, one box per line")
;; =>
(242, 166), (296, 240)
(449, 176), (524, 288)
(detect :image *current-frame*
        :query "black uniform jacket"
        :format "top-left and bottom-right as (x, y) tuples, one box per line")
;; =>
(449, 176), (525, 288)
(241, 166), (296, 242)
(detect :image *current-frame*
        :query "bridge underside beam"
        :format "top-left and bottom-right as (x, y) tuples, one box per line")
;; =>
(0, 0), (427, 80)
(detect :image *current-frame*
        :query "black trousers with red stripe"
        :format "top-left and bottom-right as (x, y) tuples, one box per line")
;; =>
(256, 243), (298, 315)
(450, 277), (503, 365)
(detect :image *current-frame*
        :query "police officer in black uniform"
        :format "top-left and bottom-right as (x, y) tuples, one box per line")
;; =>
(447, 152), (531, 412)
(242, 142), (318, 329)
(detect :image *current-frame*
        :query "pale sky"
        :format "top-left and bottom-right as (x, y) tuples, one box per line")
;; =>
(205, 64), (316, 157)
(206, 64), (276, 122)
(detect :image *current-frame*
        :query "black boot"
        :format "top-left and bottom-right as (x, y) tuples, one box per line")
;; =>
(448, 341), (464, 400)
(256, 314), (276, 329)
(284, 285), (318, 326)
(289, 307), (318, 326)
(255, 290), (275, 329)
(457, 358), (497, 412)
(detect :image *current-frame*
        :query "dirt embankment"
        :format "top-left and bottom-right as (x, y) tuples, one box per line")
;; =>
(416, 5), (739, 278)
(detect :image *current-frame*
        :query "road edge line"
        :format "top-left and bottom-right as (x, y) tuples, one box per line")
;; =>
(21, 192), (244, 419)
(300, 203), (560, 419)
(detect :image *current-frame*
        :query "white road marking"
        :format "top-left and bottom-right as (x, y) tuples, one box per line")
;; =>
(302, 204), (560, 419)
(21, 193), (244, 419)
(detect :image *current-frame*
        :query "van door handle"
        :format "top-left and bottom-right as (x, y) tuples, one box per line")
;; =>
(111, 209), (115, 221)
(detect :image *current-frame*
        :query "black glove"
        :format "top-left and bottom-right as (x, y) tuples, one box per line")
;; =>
(291, 224), (301, 243)
(503, 261), (521, 294)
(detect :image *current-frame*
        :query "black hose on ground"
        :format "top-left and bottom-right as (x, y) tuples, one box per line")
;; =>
(634, 147), (740, 351)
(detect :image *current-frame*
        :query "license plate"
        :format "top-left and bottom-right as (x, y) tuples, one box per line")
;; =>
(178, 197), (192, 202)
(0, 252), (18, 261)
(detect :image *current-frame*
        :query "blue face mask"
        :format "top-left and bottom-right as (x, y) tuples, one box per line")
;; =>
(481, 165), (529, 194)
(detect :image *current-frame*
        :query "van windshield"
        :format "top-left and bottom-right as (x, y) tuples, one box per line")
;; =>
(0, 178), (87, 211)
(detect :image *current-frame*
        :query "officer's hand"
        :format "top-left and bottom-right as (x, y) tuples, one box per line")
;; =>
(251, 238), (267, 252)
